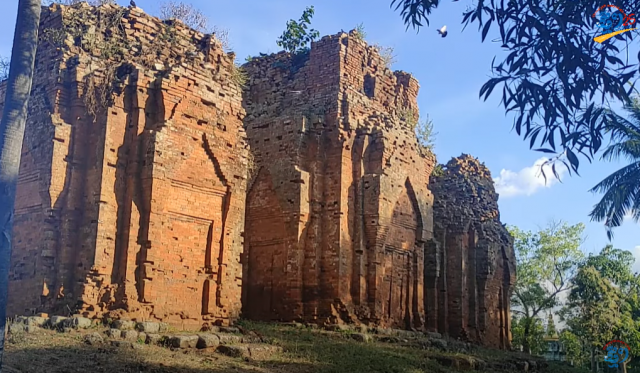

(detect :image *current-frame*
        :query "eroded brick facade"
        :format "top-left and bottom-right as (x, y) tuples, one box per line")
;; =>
(241, 33), (515, 348)
(242, 32), (435, 329)
(2, 3), (249, 328)
(428, 155), (516, 348)
(5, 5), (516, 347)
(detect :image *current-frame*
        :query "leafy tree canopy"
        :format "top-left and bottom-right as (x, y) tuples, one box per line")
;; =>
(511, 315), (547, 355)
(508, 221), (584, 353)
(560, 245), (640, 371)
(390, 0), (639, 177)
(276, 6), (320, 54)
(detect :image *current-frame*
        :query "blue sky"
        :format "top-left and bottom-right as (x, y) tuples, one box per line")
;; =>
(0, 0), (637, 270)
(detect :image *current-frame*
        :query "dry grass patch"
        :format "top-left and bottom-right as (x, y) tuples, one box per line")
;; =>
(3, 321), (586, 373)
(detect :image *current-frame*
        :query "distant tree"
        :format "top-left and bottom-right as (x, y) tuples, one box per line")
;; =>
(560, 245), (640, 373)
(511, 315), (546, 355)
(559, 329), (589, 368)
(589, 98), (640, 239)
(508, 221), (585, 354)
(0, 0), (42, 369)
(276, 6), (320, 54)
(389, 0), (638, 183)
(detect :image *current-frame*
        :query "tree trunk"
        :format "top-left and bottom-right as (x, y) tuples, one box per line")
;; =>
(591, 348), (596, 373)
(522, 320), (532, 354)
(0, 0), (42, 371)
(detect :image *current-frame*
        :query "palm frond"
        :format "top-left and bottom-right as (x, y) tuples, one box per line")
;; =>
(589, 162), (640, 239)
(601, 139), (640, 162)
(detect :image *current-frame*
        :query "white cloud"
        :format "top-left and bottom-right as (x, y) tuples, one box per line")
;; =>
(493, 157), (568, 198)
(624, 211), (639, 222)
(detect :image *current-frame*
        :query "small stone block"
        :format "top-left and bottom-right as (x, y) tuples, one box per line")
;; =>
(121, 330), (139, 341)
(169, 335), (199, 349)
(216, 333), (242, 345)
(196, 334), (220, 349)
(136, 321), (160, 333)
(219, 326), (240, 334)
(49, 316), (67, 327)
(112, 320), (136, 330)
(145, 333), (161, 345)
(216, 345), (249, 358)
(106, 328), (121, 339)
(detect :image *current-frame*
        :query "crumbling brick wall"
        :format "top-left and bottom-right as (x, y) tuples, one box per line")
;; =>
(3, 3), (249, 328)
(428, 155), (516, 349)
(5, 4), (517, 347)
(242, 31), (435, 329)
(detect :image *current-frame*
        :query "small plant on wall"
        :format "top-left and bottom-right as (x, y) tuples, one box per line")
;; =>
(276, 6), (320, 55)
(353, 23), (367, 40)
(415, 114), (437, 154)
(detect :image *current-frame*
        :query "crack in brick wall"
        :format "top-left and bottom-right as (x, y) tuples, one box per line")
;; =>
(1, 5), (516, 347)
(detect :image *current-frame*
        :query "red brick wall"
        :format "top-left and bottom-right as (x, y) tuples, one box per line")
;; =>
(242, 31), (435, 328)
(429, 155), (516, 348)
(5, 4), (516, 347)
(6, 3), (248, 328)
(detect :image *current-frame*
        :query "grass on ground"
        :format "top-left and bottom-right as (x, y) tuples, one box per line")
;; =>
(3, 320), (585, 373)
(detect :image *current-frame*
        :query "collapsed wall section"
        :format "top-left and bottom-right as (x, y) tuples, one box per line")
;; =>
(242, 31), (435, 329)
(5, 3), (249, 328)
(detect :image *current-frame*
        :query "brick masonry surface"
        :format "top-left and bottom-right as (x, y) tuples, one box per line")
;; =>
(0, 3), (249, 329)
(1, 4), (516, 347)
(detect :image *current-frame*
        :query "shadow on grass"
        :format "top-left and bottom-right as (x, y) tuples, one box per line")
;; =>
(239, 321), (454, 373)
(4, 343), (316, 373)
(3, 323), (596, 373)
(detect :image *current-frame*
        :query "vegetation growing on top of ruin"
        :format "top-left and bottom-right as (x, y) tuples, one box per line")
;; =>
(372, 44), (397, 70)
(276, 6), (320, 55)
(397, 108), (437, 155)
(348, 23), (396, 69)
(353, 23), (367, 40)
(415, 114), (437, 153)
(397, 107), (417, 126)
(39, 1), (238, 120)
(230, 63), (249, 88)
(431, 164), (445, 177)
(158, 0), (231, 51)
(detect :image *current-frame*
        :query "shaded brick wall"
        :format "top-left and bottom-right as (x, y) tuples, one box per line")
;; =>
(4, 3), (248, 328)
(428, 155), (516, 348)
(242, 31), (435, 329)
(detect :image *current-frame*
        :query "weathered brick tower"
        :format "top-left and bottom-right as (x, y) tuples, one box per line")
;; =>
(0, 3), (249, 328)
(428, 155), (516, 348)
(241, 32), (435, 330)
(240, 33), (515, 348)
(2, 3), (516, 348)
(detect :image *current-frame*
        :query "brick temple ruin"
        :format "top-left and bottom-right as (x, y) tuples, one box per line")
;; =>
(0, 3), (516, 348)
